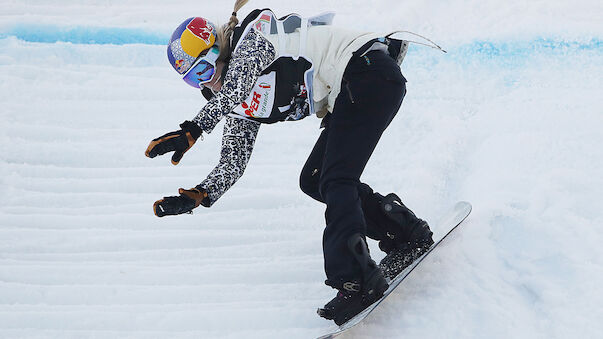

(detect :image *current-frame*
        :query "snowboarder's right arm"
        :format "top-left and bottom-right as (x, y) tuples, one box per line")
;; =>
(152, 116), (260, 216)
(195, 116), (260, 206)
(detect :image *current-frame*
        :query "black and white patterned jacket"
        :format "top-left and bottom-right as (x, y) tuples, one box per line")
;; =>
(194, 30), (275, 206)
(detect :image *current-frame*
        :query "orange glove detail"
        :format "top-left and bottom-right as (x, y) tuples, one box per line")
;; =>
(145, 121), (202, 165)
(153, 188), (209, 217)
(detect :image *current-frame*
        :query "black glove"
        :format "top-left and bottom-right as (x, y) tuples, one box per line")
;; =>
(145, 121), (203, 165)
(153, 188), (209, 217)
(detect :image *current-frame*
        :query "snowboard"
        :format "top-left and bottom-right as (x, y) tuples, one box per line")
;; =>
(317, 201), (472, 339)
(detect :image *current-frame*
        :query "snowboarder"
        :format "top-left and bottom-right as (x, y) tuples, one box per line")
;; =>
(145, 0), (434, 325)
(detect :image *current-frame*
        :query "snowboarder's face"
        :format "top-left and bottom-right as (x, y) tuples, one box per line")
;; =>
(204, 61), (225, 93)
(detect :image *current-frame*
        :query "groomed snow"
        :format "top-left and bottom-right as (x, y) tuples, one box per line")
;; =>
(1, 1), (602, 338)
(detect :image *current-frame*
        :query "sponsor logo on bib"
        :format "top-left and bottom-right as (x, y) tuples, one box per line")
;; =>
(254, 14), (272, 33)
(241, 92), (263, 117)
(233, 72), (276, 119)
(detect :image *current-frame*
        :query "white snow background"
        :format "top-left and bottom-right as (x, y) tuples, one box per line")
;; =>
(1, 0), (602, 338)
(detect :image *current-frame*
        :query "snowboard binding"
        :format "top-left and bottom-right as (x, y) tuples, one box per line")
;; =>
(318, 234), (389, 325)
(371, 193), (435, 280)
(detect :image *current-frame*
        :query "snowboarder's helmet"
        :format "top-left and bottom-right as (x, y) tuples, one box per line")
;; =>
(167, 17), (218, 75)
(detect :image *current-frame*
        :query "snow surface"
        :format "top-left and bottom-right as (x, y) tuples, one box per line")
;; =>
(1, 1), (602, 338)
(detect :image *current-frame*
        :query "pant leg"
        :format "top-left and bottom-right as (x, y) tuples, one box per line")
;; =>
(300, 123), (390, 241)
(302, 144), (428, 251)
(299, 124), (328, 203)
(320, 51), (407, 284)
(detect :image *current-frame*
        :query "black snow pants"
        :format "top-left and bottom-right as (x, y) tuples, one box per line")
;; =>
(299, 48), (407, 286)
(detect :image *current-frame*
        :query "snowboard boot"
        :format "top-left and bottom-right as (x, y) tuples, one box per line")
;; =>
(368, 193), (434, 280)
(318, 234), (389, 326)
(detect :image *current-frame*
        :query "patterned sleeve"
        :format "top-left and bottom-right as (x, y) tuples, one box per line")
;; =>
(196, 116), (261, 207)
(192, 30), (277, 133)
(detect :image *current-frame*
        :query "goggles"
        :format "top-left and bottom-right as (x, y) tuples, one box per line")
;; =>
(182, 45), (220, 88)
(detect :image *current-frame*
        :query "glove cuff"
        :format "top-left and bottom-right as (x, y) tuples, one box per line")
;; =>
(180, 120), (203, 140)
(178, 187), (209, 208)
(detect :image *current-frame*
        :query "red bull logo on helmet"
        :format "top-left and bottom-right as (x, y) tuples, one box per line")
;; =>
(179, 17), (216, 59)
(168, 17), (217, 75)
(174, 59), (185, 71)
(187, 17), (214, 44)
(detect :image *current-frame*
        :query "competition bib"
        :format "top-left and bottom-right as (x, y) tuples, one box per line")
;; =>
(231, 72), (277, 119)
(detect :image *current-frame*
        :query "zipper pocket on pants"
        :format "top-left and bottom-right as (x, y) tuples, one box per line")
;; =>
(345, 80), (355, 104)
